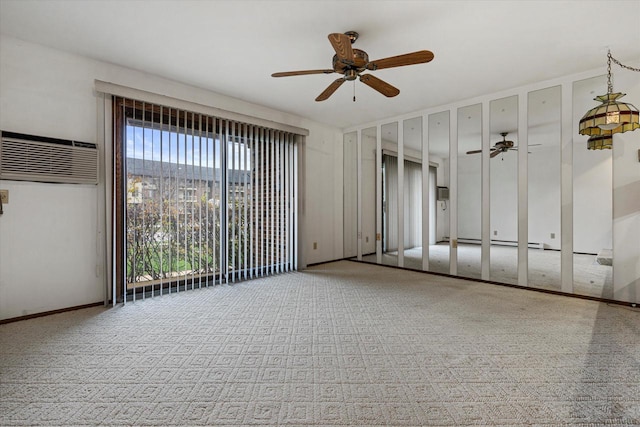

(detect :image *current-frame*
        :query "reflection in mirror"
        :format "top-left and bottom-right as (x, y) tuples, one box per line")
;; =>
(528, 86), (561, 290)
(343, 131), (357, 259)
(427, 111), (450, 274)
(381, 122), (399, 266)
(573, 75), (612, 299)
(457, 104), (482, 279)
(490, 95), (518, 285)
(361, 127), (377, 261)
(402, 117), (423, 270)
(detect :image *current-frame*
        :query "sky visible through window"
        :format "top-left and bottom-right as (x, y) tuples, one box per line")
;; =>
(126, 125), (250, 170)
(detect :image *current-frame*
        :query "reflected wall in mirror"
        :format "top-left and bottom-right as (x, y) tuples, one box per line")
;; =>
(403, 117), (423, 270)
(457, 104), (482, 279)
(489, 95), (519, 285)
(381, 122), (399, 267)
(343, 131), (357, 259)
(427, 111), (450, 274)
(361, 127), (377, 259)
(527, 86), (561, 290)
(573, 75), (613, 299)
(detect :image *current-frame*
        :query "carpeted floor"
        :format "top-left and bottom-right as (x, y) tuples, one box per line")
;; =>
(1, 261), (638, 426)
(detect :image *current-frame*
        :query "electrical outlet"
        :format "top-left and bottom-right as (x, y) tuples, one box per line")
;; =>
(550, 233), (555, 239)
(365, 236), (369, 243)
(493, 230), (498, 236)
(313, 242), (317, 250)
(0, 190), (8, 204)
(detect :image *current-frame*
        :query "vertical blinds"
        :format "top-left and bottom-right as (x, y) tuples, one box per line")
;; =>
(115, 97), (298, 301)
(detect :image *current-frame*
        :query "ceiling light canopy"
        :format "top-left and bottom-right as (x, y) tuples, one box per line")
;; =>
(579, 51), (640, 138)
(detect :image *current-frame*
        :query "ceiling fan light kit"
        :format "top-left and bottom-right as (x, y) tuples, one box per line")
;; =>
(578, 50), (640, 142)
(271, 31), (434, 101)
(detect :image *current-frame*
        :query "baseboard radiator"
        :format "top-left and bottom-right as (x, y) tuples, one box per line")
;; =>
(454, 238), (544, 250)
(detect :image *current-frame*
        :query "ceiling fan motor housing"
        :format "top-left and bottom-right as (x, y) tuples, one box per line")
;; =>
(333, 49), (369, 74)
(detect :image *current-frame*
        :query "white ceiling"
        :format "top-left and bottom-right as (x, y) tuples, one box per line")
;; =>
(1, 0), (639, 130)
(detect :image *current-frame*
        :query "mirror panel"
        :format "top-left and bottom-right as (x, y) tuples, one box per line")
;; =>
(527, 86), (561, 290)
(402, 117), (423, 270)
(361, 127), (377, 261)
(343, 131), (357, 259)
(489, 95), (519, 285)
(381, 122), (399, 267)
(427, 111), (450, 274)
(457, 104), (482, 279)
(573, 75), (613, 299)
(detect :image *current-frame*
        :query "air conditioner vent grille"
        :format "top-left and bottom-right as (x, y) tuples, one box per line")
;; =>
(0, 131), (98, 184)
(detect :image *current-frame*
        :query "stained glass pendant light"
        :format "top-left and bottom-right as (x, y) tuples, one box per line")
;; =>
(579, 51), (640, 137)
(587, 134), (613, 150)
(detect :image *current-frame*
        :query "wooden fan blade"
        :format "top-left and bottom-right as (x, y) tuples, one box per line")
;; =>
(272, 69), (335, 77)
(366, 50), (434, 71)
(359, 74), (400, 97)
(315, 78), (346, 101)
(490, 150), (502, 158)
(466, 149), (483, 154)
(328, 33), (354, 65)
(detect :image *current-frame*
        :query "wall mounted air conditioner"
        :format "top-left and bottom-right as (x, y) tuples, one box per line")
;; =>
(436, 186), (449, 201)
(0, 131), (98, 185)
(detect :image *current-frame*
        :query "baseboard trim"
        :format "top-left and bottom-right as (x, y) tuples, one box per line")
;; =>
(0, 301), (108, 325)
(306, 257), (354, 268)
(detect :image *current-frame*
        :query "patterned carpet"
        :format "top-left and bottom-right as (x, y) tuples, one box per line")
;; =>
(1, 261), (639, 426)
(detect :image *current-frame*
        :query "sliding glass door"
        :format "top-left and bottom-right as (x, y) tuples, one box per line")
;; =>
(114, 98), (298, 302)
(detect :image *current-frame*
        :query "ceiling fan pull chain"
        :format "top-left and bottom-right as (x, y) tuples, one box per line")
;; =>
(353, 80), (356, 102)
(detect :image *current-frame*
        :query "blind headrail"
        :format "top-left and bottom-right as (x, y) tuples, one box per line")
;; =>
(94, 80), (309, 136)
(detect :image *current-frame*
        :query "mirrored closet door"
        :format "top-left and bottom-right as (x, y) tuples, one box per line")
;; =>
(489, 95), (519, 285)
(361, 127), (377, 262)
(457, 104), (482, 279)
(402, 117), (423, 270)
(527, 86), (561, 290)
(343, 131), (357, 259)
(381, 122), (399, 267)
(572, 75), (613, 299)
(427, 111), (450, 274)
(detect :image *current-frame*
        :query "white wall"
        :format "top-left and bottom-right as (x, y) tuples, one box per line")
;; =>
(0, 35), (344, 320)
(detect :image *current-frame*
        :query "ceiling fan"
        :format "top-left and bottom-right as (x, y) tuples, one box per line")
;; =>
(271, 31), (434, 101)
(466, 132), (540, 158)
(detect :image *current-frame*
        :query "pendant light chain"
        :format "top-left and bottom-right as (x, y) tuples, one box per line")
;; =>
(608, 50), (640, 93)
(608, 51), (640, 73)
(607, 50), (640, 93)
(607, 52), (613, 94)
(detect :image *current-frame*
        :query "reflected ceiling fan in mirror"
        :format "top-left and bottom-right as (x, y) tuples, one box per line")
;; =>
(271, 31), (434, 101)
(466, 132), (541, 159)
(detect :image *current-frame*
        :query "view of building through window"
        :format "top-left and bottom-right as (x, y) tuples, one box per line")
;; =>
(118, 98), (297, 297)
